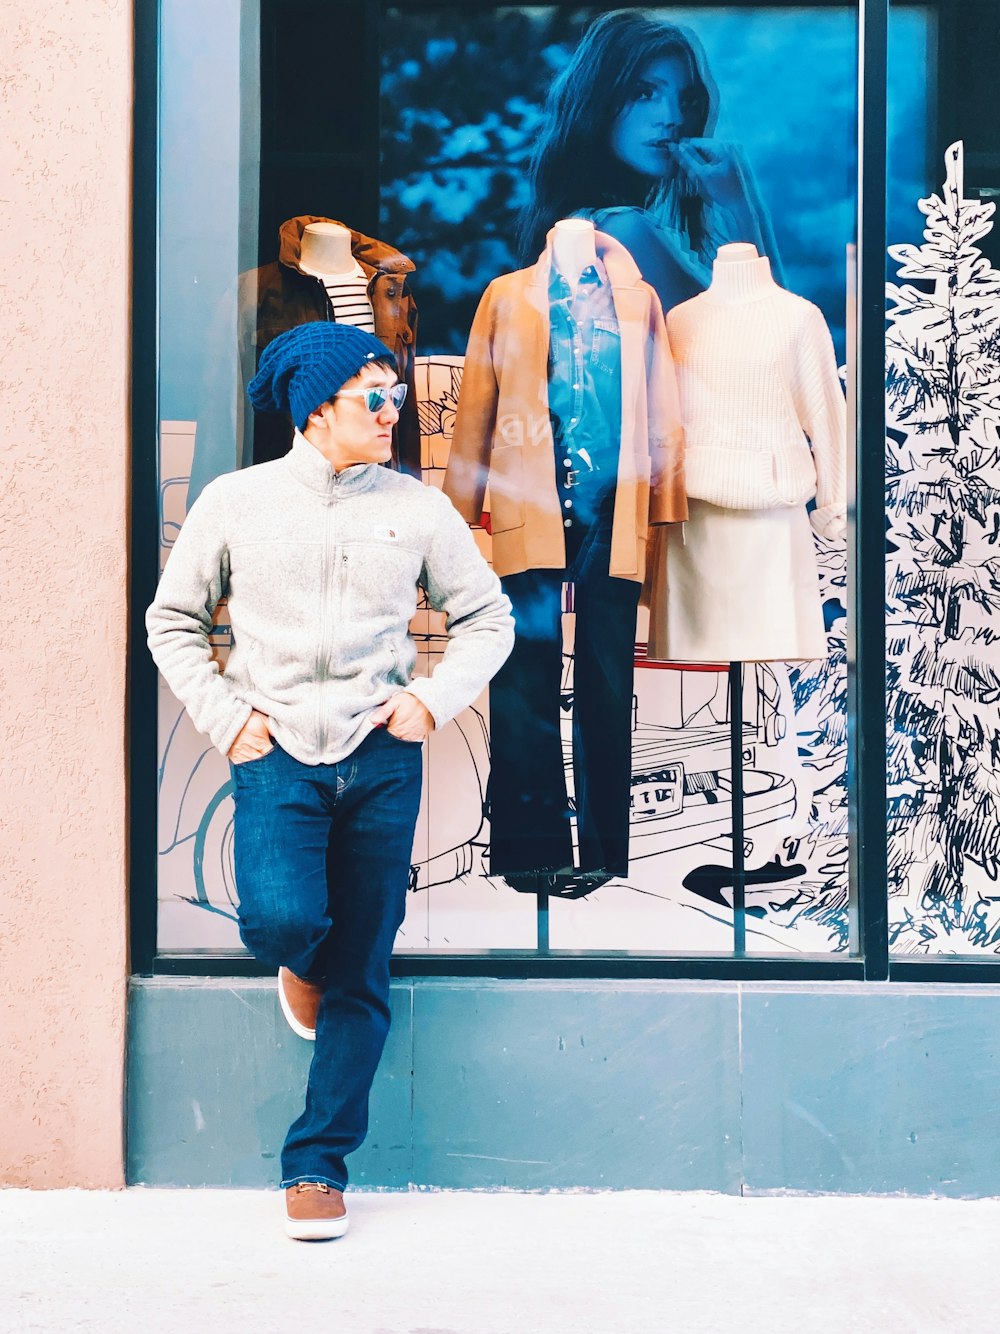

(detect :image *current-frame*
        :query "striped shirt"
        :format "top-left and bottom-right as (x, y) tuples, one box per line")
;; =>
(311, 263), (376, 333)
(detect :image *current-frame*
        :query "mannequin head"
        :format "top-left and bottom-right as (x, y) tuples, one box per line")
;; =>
(716, 243), (760, 265)
(304, 357), (400, 471)
(520, 10), (715, 259)
(299, 221), (354, 276)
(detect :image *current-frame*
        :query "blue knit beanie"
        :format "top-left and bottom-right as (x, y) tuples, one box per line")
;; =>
(248, 322), (394, 430)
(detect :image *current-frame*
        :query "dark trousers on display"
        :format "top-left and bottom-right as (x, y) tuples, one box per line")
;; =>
(230, 727), (422, 1190)
(489, 507), (640, 878)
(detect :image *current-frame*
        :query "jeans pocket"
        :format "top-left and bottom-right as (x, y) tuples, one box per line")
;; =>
(230, 744), (277, 776)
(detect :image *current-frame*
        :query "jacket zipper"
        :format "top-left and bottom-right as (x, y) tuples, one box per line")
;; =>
(314, 502), (335, 755)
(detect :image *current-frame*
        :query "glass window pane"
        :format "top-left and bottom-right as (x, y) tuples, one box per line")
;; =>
(381, 4), (861, 956)
(154, 2), (866, 960)
(886, 1), (1000, 957)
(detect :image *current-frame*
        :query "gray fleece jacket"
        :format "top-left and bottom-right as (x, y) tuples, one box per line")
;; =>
(146, 432), (514, 764)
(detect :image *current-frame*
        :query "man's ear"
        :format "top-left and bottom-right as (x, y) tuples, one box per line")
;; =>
(306, 401), (331, 429)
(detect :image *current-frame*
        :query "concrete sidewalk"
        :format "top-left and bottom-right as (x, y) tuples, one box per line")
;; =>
(2, 1188), (999, 1333)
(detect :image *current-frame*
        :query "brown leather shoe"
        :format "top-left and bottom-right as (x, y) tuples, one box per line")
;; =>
(285, 1182), (349, 1240)
(277, 967), (322, 1040)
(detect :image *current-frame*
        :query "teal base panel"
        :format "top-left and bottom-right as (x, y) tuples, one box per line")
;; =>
(126, 979), (1000, 1195)
(127, 979), (413, 1189)
(741, 987), (1000, 1195)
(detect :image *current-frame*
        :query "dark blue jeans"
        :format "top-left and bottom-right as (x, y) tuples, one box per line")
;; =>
(229, 726), (422, 1190)
(489, 496), (640, 877)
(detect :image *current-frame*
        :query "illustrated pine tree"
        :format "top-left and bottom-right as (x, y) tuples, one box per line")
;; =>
(885, 141), (1000, 949)
(781, 577), (850, 948)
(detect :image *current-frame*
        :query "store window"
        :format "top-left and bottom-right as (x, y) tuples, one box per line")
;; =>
(138, 1), (935, 972)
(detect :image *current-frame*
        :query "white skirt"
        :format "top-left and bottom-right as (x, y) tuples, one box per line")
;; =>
(647, 499), (827, 663)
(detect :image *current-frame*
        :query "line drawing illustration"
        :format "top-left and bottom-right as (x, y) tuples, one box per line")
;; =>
(885, 141), (1000, 954)
(156, 355), (849, 954)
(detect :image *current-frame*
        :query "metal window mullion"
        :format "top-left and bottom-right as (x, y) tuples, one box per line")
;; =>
(730, 664), (747, 955)
(851, 0), (890, 979)
(128, 0), (162, 976)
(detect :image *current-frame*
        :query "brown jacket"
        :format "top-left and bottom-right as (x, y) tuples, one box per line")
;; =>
(233, 217), (419, 477)
(443, 231), (686, 583)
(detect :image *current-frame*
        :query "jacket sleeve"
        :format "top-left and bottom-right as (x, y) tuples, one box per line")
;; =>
(646, 293), (688, 525)
(403, 490), (514, 728)
(145, 480), (253, 756)
(394, 283), (422, 477)
(442, 284), (499, 524)
(795, 305), (848, 541)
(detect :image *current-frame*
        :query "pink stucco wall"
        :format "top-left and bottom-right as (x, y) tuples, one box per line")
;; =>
(0, 2), (132, 1187)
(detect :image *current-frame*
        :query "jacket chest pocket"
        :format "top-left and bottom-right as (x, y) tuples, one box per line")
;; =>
(339, 539), (423, 611)
(589, 319), (621, 375)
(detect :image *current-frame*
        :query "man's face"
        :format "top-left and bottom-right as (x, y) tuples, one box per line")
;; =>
(309, 362), (400, 470)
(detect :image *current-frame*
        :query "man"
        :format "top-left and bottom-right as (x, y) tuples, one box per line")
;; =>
(147, 322), (514, 1240)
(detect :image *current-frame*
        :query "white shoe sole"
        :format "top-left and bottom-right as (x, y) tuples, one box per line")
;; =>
(285, 1213), (349, 1241)
(277, 969), (317, 1041)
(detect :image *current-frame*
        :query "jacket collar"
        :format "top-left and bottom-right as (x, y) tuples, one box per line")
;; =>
(548, 258), (609, 303)
(530, 228), (644, 291)
(278, 215), (415, 279)
(286, 430), (380, 498)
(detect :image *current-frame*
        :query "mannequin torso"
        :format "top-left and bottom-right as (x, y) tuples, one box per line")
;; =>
(300, 222), (376, 333)
(706, 242), (778, 304)
(646, 243), (847, 663)
(299, 222), (354, 275)
(551, 218), (599, 290)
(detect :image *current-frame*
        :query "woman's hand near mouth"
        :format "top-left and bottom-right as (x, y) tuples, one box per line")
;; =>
(670, 139), (749, 214)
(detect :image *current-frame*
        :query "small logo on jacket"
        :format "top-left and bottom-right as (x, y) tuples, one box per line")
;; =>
(374, 526), (398, 541)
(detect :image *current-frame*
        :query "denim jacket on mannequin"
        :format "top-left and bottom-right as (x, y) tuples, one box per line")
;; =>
(548, 260), (621, 531)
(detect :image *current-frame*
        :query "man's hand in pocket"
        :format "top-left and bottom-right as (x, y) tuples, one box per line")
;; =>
(371, 693), (435, 743)
(228, 710), (274, 764)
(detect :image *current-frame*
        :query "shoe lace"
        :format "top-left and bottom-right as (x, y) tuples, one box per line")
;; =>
(294, 1182), (330, 1195)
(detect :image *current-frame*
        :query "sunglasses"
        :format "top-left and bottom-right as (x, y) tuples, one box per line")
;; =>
(336, 383), (408, 413)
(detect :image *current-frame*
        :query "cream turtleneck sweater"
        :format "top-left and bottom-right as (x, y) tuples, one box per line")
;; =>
(666, 257), (847, 539)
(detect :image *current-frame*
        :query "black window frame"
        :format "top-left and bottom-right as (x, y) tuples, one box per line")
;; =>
(130, 0), (990, 982)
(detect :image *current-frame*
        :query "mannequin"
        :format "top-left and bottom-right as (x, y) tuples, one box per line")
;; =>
(444, 220), (686, 893)
(299, 222), (377, 334)
(551, 217), (599, 292)
(190, 215), (419, 501)
(299, 220), (354, 274)
(646, 242), (847, 663)
(708, 240), (772, 297)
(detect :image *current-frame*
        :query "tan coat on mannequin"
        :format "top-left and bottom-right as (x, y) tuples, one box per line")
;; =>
(444, 228), (687, 584)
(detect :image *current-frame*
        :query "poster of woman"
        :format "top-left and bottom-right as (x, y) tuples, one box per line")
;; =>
(519, 10), (783, 312)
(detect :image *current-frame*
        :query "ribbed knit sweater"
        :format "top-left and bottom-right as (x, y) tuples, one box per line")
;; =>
(666, 258), (847, 538)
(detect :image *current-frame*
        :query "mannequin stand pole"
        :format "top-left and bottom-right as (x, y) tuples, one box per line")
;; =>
(728, 662), (747, 954)
(537, 891), (550, 951)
